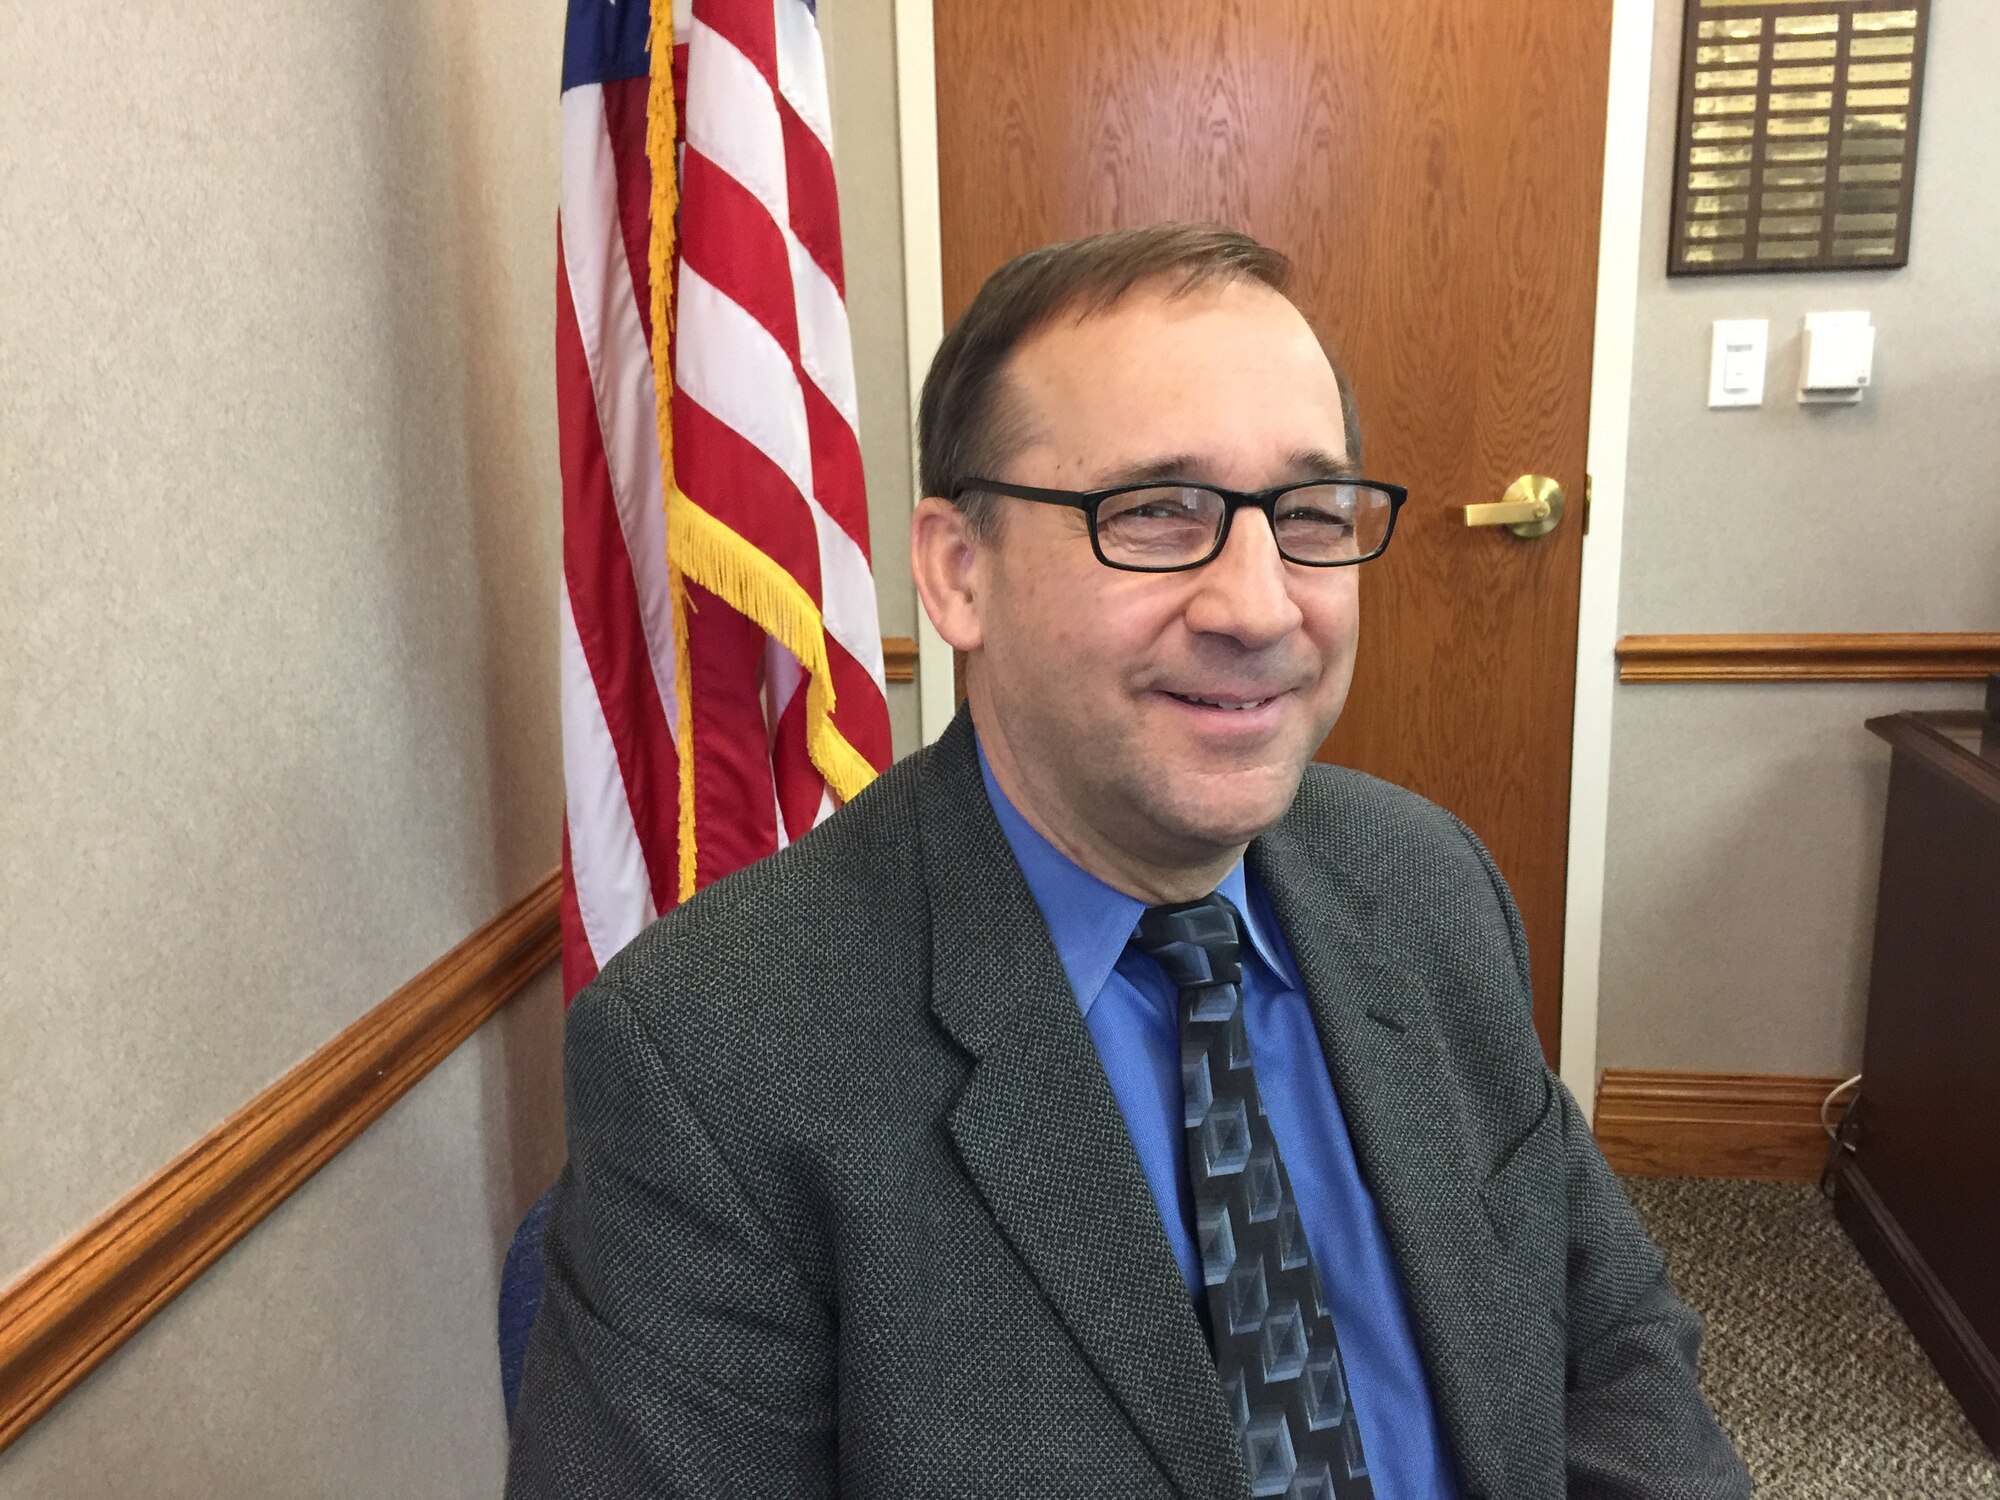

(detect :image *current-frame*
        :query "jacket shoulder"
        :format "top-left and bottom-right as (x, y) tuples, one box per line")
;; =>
(1292, 762), (1504, 883)
(1276, 762), (1533, 994)
(582, 747), (931, 1052)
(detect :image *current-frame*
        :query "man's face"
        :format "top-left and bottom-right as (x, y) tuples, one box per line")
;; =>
(936, 277), (1363, 890)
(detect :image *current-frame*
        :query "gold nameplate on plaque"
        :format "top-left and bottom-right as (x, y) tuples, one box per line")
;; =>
(1670, 0), (1930, 275)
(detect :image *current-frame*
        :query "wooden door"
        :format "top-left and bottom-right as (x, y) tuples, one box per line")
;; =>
(935, 0), (1611, 1058)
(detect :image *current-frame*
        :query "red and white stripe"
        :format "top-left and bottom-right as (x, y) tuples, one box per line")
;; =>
(556, 0), (890, 996)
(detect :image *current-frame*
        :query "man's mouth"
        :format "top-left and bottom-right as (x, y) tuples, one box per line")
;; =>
(1165, 692), (1282, 712)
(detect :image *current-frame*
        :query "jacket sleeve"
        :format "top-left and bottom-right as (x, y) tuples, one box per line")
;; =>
(1554, 1073), (1753, 1499)
(505, 976), (837, 1499)
(1446, 808), (1750, 1498)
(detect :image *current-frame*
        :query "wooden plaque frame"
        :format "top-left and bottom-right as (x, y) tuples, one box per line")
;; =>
(1668, 0), (1931, 276)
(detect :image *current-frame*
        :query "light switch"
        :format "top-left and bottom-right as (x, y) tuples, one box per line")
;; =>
(1709, 319), (1767, 408)
(1799, 311), (1875, 405)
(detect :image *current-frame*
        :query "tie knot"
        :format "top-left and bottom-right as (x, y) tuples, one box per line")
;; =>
(1130, 895), (1244, 990)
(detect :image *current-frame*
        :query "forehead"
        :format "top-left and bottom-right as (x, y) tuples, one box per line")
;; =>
(1001, 279), (1348, 483)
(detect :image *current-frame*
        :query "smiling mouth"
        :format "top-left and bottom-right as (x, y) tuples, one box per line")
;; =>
(1165, 692), (1282, 712)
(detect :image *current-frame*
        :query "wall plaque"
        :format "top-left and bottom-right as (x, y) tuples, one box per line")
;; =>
(1669, 0), (1930, 275)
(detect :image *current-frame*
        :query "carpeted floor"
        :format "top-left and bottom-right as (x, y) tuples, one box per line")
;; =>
(1623, 1177), (1999, 1498)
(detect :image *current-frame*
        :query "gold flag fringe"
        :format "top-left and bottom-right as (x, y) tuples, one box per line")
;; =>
(646, 0), (877, 903)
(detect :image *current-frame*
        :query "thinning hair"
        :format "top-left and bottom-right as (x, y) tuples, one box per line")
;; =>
(916, 223), (1363, 537)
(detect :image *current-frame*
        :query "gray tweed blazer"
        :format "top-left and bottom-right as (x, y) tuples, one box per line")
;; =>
(506, 712), (1749, 1499)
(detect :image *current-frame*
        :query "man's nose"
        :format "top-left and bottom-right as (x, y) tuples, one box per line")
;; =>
(1181, 507), (1305, 647)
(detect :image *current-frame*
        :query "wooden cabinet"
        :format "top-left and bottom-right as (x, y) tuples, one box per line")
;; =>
(1836, 707), (2000, 1453)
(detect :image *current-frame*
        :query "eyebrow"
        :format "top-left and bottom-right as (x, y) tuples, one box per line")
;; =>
(1288, 446), (1362, 480)
(1093, 454), (1207, 487)
(1091, 447), (1360, 488)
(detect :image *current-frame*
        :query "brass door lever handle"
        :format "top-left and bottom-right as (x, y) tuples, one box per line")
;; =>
(1455, 475), (1565, 539)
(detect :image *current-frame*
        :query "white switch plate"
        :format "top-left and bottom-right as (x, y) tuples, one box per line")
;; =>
(1709, 318), (1767, 408)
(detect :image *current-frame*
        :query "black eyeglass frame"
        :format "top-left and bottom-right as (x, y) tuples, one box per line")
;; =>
(950, 476), (1409, 573)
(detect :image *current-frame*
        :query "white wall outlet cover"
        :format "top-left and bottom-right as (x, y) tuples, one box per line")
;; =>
(1709, 318), (1768, 409)
(1800, 311), (1874, 404)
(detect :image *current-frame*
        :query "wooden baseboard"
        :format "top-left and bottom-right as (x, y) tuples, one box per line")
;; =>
(1594, 1069), (1846, 1181)
(0, 875), (562, 1456)
(1616, 632), (2000, 683)
(1835, 1159), (2000, 1453)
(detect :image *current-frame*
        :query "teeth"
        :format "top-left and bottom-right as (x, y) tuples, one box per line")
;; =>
(1172, 693), (1270, 711)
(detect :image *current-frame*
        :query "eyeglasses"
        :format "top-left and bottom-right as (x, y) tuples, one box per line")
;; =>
(950, 477), (1407, 573)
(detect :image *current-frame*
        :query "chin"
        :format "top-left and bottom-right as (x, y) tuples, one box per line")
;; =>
(1158, 775), (1304, 852)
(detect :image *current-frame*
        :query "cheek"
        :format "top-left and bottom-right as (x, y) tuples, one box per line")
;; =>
(1001, 557), (1154, 681)
(983, 580), (1068, 700)
(1306, 578), (1362, 653)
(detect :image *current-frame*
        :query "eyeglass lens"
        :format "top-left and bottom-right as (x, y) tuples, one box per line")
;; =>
(1094, 483), (1391, 568)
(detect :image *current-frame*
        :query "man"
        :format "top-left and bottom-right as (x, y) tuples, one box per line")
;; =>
(508, 224), (1750, 1499)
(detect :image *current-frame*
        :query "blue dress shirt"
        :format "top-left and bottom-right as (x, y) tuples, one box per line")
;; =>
(978, 745), (1460, 1500)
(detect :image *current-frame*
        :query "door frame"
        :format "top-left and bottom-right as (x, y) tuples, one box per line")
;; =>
(894, 0), (958, 751)
(1562, 0), (1658, 1123)
(894, 0), (1659, 1120)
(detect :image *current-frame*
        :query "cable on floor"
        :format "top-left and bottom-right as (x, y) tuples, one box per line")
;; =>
(1818, 1074), (1863, 1199)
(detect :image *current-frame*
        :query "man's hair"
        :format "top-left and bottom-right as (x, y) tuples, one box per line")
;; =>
(916, 222), (1363, 537)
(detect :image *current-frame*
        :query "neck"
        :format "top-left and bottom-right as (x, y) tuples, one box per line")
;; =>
(971, 703), (1243, 907)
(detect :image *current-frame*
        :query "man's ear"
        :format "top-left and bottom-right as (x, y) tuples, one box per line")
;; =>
(910, 495), (986, 653)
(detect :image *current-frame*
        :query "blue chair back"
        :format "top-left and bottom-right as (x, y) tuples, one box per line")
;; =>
(499, 1185), (557, 1423)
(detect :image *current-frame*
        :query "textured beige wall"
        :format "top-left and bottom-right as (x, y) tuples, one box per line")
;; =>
(1597, 0), (1998, 1075)
(0, 0), (914, 1491)
(0, 0), (568, 1287)
(0, 0), (573, 1490)
(0, 971), (567, 1500)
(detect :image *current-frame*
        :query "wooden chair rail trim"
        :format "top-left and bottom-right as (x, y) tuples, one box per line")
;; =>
(0, 873), (562, 1456)
(1616, 632), (2000, 683)
(1593, 1068), (1848, 1181)
(883, 635), (917, 684)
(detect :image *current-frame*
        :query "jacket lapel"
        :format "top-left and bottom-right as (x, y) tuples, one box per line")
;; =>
(1251, 806), (1512, 1500)
(917, 716), (1248, 1499)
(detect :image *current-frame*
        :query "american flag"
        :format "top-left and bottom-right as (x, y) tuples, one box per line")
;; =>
(556, 0), (892, 998)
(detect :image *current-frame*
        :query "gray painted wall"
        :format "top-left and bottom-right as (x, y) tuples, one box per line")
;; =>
(824, 0), (924, 756)
(1597, 0), (1999, 1076)
(0, 0), (916, 1491)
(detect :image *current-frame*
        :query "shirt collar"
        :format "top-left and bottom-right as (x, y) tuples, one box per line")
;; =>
(976, 737), (1293, 1015)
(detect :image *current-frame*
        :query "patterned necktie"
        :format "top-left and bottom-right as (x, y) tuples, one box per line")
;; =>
(1130, 896), (1375, 1500)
